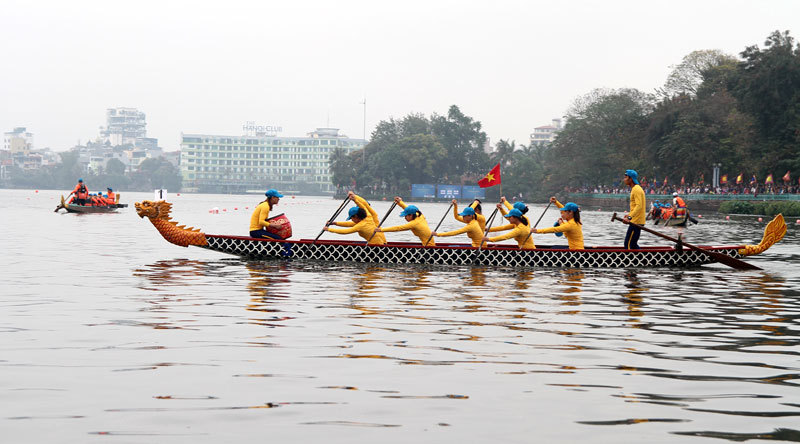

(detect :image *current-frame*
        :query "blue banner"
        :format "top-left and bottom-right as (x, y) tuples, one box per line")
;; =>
(437, 184), (461, 199)
(411, 184), (436, 199)
(461, 185), (485, 200)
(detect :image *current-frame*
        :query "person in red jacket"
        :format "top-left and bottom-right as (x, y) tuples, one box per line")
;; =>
(68, 179), (89, 205)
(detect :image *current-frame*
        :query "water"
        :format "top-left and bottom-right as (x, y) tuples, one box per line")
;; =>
(2, 189), (799, 443)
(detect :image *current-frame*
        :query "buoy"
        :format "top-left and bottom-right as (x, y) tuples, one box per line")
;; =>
(245, 206), (249, 209)
(292, 196), (296, 199)
(223, 208), (227, 212)
(234, 207), (238, 210)
(177, 193), (180, 196)
(35, 190), (38, 193)
(698, 215), (702, 218)
(758, 217), (763, 222)
(725, 215), (730, 220)
(796, 219), (799, 224)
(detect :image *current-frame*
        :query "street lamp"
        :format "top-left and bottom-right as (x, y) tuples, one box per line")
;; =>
(712, 163), (722, 189)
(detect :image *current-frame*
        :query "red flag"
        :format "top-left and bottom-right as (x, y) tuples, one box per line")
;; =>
(783, 171), (791, 182)
(662, 176), (668, 186)
(765, 174), (774, 184)
(720, 174), (728, 184)
(736, 173), (743, 184)
(680, 176), (685, 185)
(478, 163), (501, 188)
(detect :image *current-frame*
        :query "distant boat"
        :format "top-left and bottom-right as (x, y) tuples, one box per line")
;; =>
(55, 195), (128, 214)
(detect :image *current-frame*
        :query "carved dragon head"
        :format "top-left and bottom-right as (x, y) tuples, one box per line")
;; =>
(135, 200), (173, 220)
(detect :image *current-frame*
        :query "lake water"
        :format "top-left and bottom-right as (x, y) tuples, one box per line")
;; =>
(2, 189), (799, 443)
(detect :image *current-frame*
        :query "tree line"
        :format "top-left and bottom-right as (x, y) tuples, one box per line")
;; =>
(330, 30), (800, 201)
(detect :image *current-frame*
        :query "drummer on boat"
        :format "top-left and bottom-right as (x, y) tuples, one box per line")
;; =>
(373, 196), (434, 246)
(482, 207), (535, 249)
(530, 197), (584, 249)
(249, 188), (284, 239)
(672, 192), (688, 218)
(433, 205), (483, 247)
(324, 192), (387, 245)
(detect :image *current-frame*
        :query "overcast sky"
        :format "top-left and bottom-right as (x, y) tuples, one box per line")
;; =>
(2, 0), (798, 151)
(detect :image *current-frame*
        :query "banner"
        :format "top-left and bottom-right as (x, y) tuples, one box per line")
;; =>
(437, 184), (461, 199)
(720, 174), (728, 185)
(461, 185), (486, 200)
(411, 184), (436, 199)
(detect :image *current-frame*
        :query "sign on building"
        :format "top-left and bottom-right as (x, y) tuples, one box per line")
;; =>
(411, 184), (436, 199)
(437, 184), (461, 199)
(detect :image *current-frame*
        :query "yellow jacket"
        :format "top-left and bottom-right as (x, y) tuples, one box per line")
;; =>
(249, 201), (272, 231)
(537, 219), (584, 250)
(498, 200), (514, 216)
(437, 219), (483, 247)
(487, 223), (535, 249)
(329, 195), (387, 245)
(628, 184), (646, 225)
(381, 199), (435, 246)
(453, 201), (486, 232)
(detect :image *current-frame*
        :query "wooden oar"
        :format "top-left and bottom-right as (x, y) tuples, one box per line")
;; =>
(366, 201), (397, 244)
(313, 196), (351, 243)
(520, 201), (552, 247)
(610, 212), (760, 270)
(423, 202), (454, 247)
(471, 208), (500, 263)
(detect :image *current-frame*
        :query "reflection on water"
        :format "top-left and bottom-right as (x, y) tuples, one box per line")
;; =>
(3, 190), (800, 442)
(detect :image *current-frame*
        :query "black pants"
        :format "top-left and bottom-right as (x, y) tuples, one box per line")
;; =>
(624, 223), (642, 249)
(250, 229), (282, 240)
(75, 198), (86, 206)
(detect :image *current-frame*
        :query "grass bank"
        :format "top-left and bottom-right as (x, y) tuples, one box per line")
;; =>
(718, 200), (800, 217)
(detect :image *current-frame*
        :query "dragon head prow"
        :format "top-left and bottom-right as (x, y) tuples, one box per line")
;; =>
(135, 200), (207, 247)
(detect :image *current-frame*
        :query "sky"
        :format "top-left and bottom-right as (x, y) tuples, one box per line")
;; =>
(1, 0), (798, 152)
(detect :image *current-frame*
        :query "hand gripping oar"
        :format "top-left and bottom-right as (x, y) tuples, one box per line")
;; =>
(520, 201), (552, 247)
(366, 201), (398, 244)
(423, 201), (454, 247)
(610, 212), (760, 270)
(471, 207), (500, 263)
(313, 196), (351, 243)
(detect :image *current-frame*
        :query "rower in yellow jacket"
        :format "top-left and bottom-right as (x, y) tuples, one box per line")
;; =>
(531, 198), (584, 250)
(452, 199), (486, 232)
(434, 206), (483, 247)
(483, 208), (535, 249)
(498, 196), (529, 218)
(374, 197), (435, 246)
(324, 192), (387, 245)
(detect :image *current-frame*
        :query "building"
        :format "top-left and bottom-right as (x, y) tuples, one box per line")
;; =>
(4, 127), (34, 154)
(100, 108), (147, 146)
(180, 127), (366, 193)
(530, 118), (563, 145)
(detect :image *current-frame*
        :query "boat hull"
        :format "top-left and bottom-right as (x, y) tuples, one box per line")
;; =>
(199, 236), (743, 268)
(64, 203), (128, 213)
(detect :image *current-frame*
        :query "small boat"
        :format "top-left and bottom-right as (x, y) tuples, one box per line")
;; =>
(135, 200), (785, 269)
(55, 195), (128, 213)
(647, 204), (696, 227)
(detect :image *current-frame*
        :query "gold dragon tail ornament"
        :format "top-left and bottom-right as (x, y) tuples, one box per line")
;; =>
(738, 214), (787, 256)
(135, 200), (208, 248)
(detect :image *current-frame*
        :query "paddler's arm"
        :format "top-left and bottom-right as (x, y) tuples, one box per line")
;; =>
(327, 220), (365, 235)
(395, 196), (407, 209)
(435, 224), (470, 237)
(534, 221), (570, 234)
(488, 223), (514, 233)
(452, 199), (465, 222)
(331, 221), (355, 227)
(352, 194), (379, 224)
(379, 219), (417, 233)
(550, 196), (564, 209)
(500, 197), (512, 215)
(258, 204), (272, 229)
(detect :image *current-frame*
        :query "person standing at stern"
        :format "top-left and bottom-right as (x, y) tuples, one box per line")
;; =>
(621, 169), (646, 249)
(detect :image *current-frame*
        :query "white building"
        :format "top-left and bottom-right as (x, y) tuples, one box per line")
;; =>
(4, 127), (34, 154)
(530, 118), (563, 144)
(180, 127), (366, 193)
(100, 108), (147, 146)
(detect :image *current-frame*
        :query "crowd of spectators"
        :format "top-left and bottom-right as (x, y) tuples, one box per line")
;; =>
(566, 182), (800, 196)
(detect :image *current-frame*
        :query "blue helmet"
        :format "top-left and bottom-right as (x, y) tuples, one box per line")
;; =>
(458, 206), (476, 217)
(265, 189), (284, 198)
(560, 202), (579, 212)
(512, 202), (527, 212)
(346, 206), (361, 220)
(624, 169), (639, 185)
(78, 178), (83, 182)
(399, 205), (420, 217)
(504, 208), (524, 219)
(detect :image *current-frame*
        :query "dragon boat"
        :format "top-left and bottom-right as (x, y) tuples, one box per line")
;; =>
(135, 200), (786, 269)
(56, 195), (128, 213)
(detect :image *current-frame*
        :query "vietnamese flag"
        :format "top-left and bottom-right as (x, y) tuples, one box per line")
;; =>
(720, 174), (728, 184)
(736, 173), (743, 184)
(478, 163), (501, 188)
(765, 174), (774, 184)
(783, 171), (791, 182)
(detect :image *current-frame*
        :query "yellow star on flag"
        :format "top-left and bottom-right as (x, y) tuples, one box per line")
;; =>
(484, 172), (494, 182)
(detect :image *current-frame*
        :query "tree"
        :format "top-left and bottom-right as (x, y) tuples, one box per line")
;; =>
(490, 139), (516, 167)
(106, 158), (126, 176)
(658, 49), (738, 98)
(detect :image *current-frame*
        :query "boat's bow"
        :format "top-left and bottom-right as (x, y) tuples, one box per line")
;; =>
(738, 214), (787, 257)
(135, 200), (208, 247)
